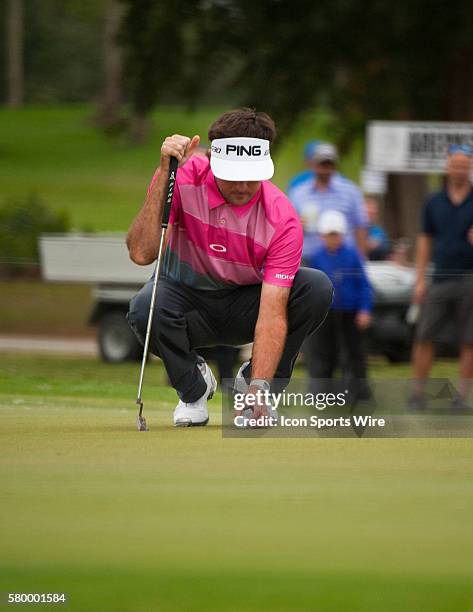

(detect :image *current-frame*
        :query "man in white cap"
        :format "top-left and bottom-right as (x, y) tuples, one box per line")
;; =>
(126, 108), (333, 426)
(288, 142), (369, 260)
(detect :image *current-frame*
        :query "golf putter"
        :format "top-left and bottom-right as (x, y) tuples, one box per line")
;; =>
(135, 156), (179, 431)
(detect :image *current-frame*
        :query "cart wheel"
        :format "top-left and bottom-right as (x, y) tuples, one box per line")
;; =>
(98, 311), (142, 362)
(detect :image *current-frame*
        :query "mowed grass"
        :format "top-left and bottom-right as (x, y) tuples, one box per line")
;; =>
(0, 105), (361, 232)
(1, 354), (473, 610)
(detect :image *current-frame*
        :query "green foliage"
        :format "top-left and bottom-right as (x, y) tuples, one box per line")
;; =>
(119, 1), (190, 116)
(0, 194), (69, 273)
(24, 0), (104, 103)
(202, 0), (473, 144)
(118, 1), (244, 121)
(0, 0), (104, 104)
(119, 0), (473, 148)
(2, 0), (472, 149)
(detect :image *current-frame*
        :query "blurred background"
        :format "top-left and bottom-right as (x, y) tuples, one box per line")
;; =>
(0, 0), (472, 363)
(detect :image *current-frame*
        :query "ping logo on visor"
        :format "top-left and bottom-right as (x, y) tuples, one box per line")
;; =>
(210, 137), (274, 181)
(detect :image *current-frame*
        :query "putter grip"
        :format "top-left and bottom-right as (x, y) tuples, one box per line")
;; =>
(162, 156), (178, 229)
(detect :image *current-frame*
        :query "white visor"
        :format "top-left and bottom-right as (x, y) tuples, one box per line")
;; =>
(210, 137), (274, 181)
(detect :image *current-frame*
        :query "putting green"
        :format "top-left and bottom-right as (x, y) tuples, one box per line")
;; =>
(1, 355), (473, 610)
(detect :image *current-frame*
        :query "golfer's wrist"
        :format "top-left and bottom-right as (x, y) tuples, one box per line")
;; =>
(159, 157), (170, 174)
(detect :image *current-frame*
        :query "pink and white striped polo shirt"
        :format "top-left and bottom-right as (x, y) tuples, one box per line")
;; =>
(148, 155), (303, 290)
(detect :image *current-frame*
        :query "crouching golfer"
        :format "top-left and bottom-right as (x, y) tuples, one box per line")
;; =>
(126, 108), (333, 426)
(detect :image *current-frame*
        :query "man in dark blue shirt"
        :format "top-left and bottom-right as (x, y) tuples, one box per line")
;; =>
(410, 144), (473, 412)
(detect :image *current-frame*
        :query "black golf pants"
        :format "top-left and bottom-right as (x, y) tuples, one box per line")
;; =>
(127, 267), (333, 402)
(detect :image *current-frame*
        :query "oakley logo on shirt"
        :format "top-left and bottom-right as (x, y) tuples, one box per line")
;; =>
(209, 244), (227, 253)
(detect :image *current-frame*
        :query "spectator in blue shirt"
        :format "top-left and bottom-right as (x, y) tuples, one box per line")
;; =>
(409, 144), (473, 412)
(288, 143), (368, 260)
(304, 210), (373, 401)
(365, 196), (390, 260)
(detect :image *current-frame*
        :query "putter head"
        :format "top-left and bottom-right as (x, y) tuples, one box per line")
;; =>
(136, 414), (148, 431)
(135, 399), (148, 431)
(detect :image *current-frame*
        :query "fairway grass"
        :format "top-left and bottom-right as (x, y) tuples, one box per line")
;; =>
(1, 355), (473, 610)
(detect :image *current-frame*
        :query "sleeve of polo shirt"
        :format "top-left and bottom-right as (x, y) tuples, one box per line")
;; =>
(263, 217), (303, 287)
(146, 167), (181, 225)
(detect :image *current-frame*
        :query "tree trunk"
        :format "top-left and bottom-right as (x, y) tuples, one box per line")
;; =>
(6, 0), (24, 107)
(129, 113), (151, 144)
(383, 173), (428, 258)
(96, 0), (124, 128)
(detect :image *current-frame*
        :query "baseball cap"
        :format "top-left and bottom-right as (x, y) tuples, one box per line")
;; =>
(210, 137), (274, 181)
(448, 144), (473, 157)
(303, 140), (320, 160)
(313, 143), (338, 164)
(318, 210), (348, 235)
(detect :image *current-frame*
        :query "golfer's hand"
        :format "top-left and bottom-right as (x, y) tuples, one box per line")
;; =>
(355, 311), (371, 330)
(161, 134), (200, 169)
(247, 385), (270, 419)
(233, 388), (270, 420)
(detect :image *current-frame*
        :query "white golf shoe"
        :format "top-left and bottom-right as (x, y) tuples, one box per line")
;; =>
(173, 360), (217, 427)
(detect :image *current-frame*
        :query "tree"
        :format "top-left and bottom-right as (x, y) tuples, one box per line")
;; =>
(214, 0), (473, 242)
(118, 0), (473, 157)
(6, 0), (24, 107)
(328, 1), (473, 244)
(119, 0), (191, 141)
(21, 0), (104, 104)
(96, 0), (124, 128)
(119, 0), (238, 141)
